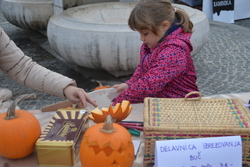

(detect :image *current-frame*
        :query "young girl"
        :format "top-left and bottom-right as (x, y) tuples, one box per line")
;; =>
(112, 0), (199, 104)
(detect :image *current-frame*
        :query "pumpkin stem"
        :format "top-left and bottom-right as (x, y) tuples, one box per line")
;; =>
(97, 81), (103, 87)
(100, 115), (115, 134)
(5, 93), (36, 120)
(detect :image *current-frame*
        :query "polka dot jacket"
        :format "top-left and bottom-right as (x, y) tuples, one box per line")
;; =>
(112, 26), (199, 105)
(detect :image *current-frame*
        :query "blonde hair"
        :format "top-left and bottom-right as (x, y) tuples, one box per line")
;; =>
(128, 0), (193, 34)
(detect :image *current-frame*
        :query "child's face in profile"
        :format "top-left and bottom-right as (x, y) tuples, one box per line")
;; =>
(138, 21), (169, 48)
(138, 29), (160, 48)
(137, 24), (168, 48)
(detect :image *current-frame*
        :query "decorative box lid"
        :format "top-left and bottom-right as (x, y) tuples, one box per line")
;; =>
(36, 110), (88, 147)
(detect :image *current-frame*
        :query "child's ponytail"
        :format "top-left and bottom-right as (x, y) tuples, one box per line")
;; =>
(175, 8), (193, 33)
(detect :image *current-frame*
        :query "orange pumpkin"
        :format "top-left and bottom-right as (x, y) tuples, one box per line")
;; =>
(0, 93), (41, 159)
(88, 100), (132, 123)
(80, 115), (134, 167)
(94, 81), (110, 91)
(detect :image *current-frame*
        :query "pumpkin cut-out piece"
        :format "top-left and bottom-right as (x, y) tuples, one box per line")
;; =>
(94, 81), (110, 91)
(88, 100), (132, 123)
(80, 115), (134, 167)
(88, 107), (109, 123)
(0, 93), (41, 159)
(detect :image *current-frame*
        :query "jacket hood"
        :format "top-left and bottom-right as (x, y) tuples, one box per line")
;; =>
(144, 26), (193, 53)
(164, 27), (193, 53)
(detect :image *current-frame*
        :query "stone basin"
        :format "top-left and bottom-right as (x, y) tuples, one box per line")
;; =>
(2, 0), (53, 31)
(47, 2), (209, 76)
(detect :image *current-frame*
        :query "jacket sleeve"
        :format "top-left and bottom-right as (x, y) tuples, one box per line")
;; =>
(125, 63), (141, 86)
(0, 27), (76, 99)
(112, 45), (188, 104)
(125, 45), (145, 86)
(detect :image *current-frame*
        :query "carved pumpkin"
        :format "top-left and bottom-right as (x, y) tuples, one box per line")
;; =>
(94, 81), (110, 91)
(0, 94), (41, 159)
(88, 100), (132, 123)
(80, 115), (134, 167)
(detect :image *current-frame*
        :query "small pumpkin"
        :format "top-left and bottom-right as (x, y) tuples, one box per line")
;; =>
(88, 100), (132, 123)
(94, 81), (110, 91)
(80, 115), (134, 167)
(0, 93), (41, 159)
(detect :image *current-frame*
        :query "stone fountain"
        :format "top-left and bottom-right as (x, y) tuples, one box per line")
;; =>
(2, 0), (54, 31)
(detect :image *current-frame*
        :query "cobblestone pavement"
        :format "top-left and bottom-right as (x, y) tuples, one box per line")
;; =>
(0, 1), (250, 110)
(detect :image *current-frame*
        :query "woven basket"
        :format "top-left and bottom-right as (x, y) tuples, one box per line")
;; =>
(143, 91), (250, 166)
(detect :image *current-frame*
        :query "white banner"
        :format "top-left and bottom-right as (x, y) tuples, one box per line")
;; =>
(202, 0), (250, 22)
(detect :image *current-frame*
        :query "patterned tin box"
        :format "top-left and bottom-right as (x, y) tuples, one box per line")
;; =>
(36, 110), (88, 166)
(143, 92), (250, 166)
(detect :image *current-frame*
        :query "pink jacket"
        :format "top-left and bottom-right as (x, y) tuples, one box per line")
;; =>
(112, 27), (199, 104)
(0, 26), (76, 99)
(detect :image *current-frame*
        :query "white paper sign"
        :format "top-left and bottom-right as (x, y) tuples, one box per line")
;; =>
(132, 140), (141, 156)
(154, 136), (242, 167)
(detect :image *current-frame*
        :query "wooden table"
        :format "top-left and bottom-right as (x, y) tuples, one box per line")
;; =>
(0, 92), (250, 167)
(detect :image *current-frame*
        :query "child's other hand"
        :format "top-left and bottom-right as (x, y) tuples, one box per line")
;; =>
(112, 83), (128, 93)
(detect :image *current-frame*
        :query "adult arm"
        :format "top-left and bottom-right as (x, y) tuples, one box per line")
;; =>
(0, 27), (97, 107)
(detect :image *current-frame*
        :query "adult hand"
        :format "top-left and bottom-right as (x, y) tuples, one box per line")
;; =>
(112, 83), (128, 93)
(63, 85), (97, 108)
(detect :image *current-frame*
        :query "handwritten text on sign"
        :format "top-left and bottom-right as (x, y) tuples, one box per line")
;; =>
(154, 136), (242, 167)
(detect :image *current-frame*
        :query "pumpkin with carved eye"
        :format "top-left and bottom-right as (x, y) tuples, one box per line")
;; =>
(80, 115), (134, 167)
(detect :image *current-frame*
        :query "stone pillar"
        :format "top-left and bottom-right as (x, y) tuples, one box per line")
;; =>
(53, 0), (78, 14)
(2, 0), (53, 31)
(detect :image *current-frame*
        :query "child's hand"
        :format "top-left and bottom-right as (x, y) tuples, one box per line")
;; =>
(112, 83), (128, 93)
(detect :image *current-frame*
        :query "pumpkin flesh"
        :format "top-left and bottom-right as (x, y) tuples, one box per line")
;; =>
(121, 100), (130, 113)
(90, 107), (108, 123)
(88, 100), (132, 123)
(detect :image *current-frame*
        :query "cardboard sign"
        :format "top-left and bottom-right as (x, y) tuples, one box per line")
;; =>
(203, 0), (250, 21)
(154, 136), (242, 167)
(212, 0), (235, 23)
